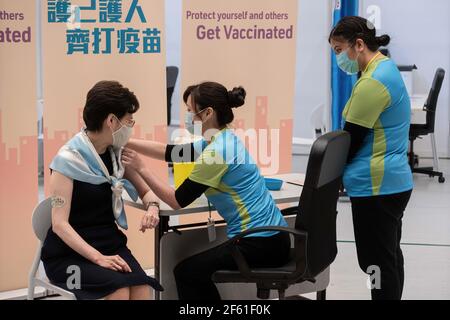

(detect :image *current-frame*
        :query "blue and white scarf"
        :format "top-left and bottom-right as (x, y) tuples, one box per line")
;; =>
(50, 129), (139, 230)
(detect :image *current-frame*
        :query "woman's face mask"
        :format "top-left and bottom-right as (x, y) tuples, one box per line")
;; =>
(336, 47), (360, 75)
(185, 108), (207, 135)
(111, 115), (133, 149)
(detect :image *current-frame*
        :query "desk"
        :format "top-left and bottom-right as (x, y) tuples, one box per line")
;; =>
(409, 94), (442, 175)
(125, 173), (331, 299)
(126, 173), (305, 215)
(410, 94), (427, 124)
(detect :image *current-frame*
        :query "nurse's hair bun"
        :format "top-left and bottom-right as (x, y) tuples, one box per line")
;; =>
(376, 34), (391, 47)
(228, 86), (246, 109)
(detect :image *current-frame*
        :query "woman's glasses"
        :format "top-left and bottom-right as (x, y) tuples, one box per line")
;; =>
(114, 115), (135, 128)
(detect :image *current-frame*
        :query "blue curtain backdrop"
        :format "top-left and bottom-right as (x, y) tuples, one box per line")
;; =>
(331, 0), (359, 130)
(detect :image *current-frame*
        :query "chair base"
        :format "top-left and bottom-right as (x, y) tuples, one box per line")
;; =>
(28, 278), (76, 300)
(317, 289), (326, 300)
(409, 134), (445, 183)
(413, 167), (445, 183)
(277, 290), (326, 300)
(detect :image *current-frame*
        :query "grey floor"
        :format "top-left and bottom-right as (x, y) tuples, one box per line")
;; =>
(292, 155), (450, 300)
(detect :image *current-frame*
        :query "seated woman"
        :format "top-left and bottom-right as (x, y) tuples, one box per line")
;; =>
(41, 81), (163, 300)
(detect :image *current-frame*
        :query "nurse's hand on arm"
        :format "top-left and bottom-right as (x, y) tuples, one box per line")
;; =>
(122, 148), (209, 210)
(50, 172), (131, 273)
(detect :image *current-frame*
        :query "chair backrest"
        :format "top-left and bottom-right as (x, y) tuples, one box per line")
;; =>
(296, 131), (350, 278)
(166, 66), (179, 89)
(166, 66), (179, 125)
(425, 68), (445, 132)
(31, 198), (53, 241)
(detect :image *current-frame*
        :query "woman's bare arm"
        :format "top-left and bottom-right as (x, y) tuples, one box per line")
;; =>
(50, 172), (102, 262)
(136, 167), (181, 210)
(124, 166), (160, 206)
(50, 171), (131, 272)
(124, 166), (161, 231)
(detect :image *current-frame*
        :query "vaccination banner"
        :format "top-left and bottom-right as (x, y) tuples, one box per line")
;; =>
(179, 0), (298, 225)
(0, 0), (37, 291)
(42, 0), (167, 269)
(181, 0), (298, 175)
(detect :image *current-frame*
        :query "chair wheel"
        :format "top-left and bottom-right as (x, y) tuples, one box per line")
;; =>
(439, 176), (445, 183)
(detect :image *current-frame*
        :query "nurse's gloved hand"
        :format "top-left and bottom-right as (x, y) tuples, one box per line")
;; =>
(122, 148), (145, 171)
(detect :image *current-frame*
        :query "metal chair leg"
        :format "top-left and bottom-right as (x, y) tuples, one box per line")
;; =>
(408, 139), (415, 169)
(27, 280), (35, 300)
(430, 133), (440, 171)
(27, 244), (43, 300)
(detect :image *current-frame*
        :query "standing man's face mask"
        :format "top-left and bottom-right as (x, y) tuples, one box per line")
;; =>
(111, 115), (133, 149)
(336, 48), (360, 75)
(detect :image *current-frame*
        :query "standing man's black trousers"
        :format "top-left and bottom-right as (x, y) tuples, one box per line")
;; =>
(351, 190), (412, 300)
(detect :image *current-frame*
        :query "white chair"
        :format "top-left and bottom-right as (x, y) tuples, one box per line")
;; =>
(292, 103), (328, 148)
(27, 198), (76, 300)
(310, 103), (327, 138)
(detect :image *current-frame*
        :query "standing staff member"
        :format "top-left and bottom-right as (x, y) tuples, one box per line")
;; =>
(329, 16), (413, 300)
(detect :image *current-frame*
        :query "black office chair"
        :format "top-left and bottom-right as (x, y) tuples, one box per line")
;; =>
(212, 131), (350, 300)
(166, 66), (179, 126)
(409, 68), (446, 183)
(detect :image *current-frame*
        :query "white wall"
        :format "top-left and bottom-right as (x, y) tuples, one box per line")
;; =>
(165, 0), (183, 126)
(361, 0), (450, 157)
(293, 0), (332, 144)
(166, 0), (450, 157)
(165, 0), (333, 138)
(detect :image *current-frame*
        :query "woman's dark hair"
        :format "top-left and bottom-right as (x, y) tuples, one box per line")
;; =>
(83, 80), (139, 131)
(183, 82), (246, 127)
(329, 16), (390, 51)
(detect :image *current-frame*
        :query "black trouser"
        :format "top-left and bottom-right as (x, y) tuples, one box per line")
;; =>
(351, 190), (412, 300)
(173, 231), (290, 300)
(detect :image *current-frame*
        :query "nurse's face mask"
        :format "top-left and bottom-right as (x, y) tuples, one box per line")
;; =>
(336, 44), (361, 75)
(110, 115), (134, 149)
(185, 108), (208, 135)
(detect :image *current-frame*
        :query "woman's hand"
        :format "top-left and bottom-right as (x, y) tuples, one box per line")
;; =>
(93, 254), (132, 273)
(140, 205), (160, 232)
(122, 148), (145, 172)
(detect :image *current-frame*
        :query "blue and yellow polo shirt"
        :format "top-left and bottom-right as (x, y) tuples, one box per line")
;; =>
(342, 54), (414, 197)
(189, 128), (288, 238)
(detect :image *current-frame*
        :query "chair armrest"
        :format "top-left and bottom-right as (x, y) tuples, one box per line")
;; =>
(221, 226), (308, 280)
(225, 226), (307, 245)
(280, 206), (299, 216)
(423, 105), (435, 113)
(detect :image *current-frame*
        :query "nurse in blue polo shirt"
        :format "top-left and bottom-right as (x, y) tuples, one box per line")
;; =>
(329, 16), (413, 300)
(122, 82), (290, 300)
